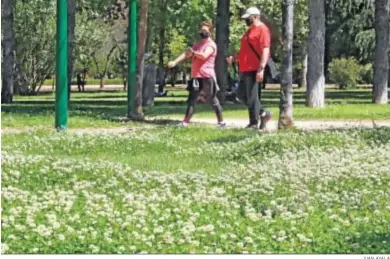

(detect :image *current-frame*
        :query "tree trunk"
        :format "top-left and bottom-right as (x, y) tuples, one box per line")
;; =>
(278, 0), (294, 130)
(157, 0), (168, 94)
(92, 54), (102, 88)
(67, 0), (76, 101)
(373, 0), (389, 104)
(130, 0), (149, 119)
(100, 78), (104, 89)
(299, 45), (308, 89)
(215, 0), (230, 104)
(145, 15), (153, 53)
(123, 76), (127, 91)
(324, 0), (332, 81)
(99, 77), (104, 89)
(158, 26), (166, 93)
(171, 68), (176, 87)
(306, 0), (326, 108)
(14, 63), (29, 95)
(101, 45), (117, 89)
(1, 0), (14, 103)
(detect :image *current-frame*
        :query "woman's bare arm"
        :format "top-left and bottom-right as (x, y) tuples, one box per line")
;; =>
(168, 49), (193, 68)
(192, 46), (214, 60)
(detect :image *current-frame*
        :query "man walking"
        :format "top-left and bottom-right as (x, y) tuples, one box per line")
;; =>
(227, 6), (272, 130)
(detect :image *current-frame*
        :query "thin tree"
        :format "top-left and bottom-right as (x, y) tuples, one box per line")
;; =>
(67, 0), (76, 101)
(215, 0), (230, 103)
(278, 0), (294, 129)
(157, 0), (168, 95)
(373, 0), (389, 104)
(130, 0), (149, 119)
(306, 0), (326, 107)
(1, 0), (15, 103)
(299, 45), (307, 88)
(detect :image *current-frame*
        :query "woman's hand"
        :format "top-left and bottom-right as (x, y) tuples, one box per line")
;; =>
(226, 56), (234, 65)
(167, 61), (176, 69)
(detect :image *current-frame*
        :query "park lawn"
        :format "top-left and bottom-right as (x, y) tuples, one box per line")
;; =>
(2, 126), (390, 253)
(1, 88), (389, 129)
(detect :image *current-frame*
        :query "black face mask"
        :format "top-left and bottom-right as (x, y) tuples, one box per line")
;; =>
(245, 18), (253, 26)
(199, 32), (210, 39)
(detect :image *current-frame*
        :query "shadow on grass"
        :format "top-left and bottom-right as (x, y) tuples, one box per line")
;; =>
(29, 88), (373, 99)
(144, 118), (182, 126)
(13, 96), (371, 109)
(347, 233), (390, 252)
(2, 88), (376, 127)
(1, 103), (125, 124)
(71, 94), (127, 99)
(2, 99), (190, 127)
(206, 134), (252, 144)
(15, 100), (128, 106)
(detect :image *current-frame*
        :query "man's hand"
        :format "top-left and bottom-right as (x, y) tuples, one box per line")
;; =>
(226, 56), (234, 65)
(167, 61), (176, 69)
(256, 69), (264, 82)
(189, 48), (195, 55)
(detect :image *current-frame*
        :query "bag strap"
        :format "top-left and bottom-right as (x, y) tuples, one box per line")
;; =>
(246, 33), (261, 61)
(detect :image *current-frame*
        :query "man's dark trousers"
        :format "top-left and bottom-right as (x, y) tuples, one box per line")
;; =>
(237, 71), (264, 126)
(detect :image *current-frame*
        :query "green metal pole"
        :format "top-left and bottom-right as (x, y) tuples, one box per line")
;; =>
(55, 0), (68, 130)
(127, 0), (137, 116)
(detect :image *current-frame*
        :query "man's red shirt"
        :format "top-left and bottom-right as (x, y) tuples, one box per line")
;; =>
(237, 24), (271, 72)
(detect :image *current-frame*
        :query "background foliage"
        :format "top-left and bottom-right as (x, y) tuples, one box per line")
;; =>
(9, 0), (383, 92)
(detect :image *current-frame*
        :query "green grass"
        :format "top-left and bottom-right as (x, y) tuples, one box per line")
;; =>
(1, 87), (389, 129)
(2, 126), (390, 253)
(2, 85), (390, 254)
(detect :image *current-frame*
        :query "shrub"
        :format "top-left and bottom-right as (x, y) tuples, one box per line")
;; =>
(359, 63), (373, 84)
(329, 58), (361, 89)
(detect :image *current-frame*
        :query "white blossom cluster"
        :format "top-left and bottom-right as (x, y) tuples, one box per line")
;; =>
(1, 128), (390, 254)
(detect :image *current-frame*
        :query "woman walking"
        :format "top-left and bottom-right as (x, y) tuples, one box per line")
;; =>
(168, 21), (225, 127)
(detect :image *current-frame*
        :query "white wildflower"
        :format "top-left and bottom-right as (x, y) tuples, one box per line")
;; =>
(297, 233), (312, 243)
(89, 245), (100, 253)
(199, 224), (214, 232)
(154, 225), (164, 234)
(1, 243), (9, 254)
(244, 236), (253, 244)
(247, 212), (259, 221)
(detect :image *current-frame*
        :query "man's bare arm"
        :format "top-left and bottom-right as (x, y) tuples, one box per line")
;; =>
(259, 47), (270, 71)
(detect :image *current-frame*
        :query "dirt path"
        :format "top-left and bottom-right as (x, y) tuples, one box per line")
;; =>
(39, 84), (371, 93)
(2, 118), (390, 135)
(171, 118), (390, 131)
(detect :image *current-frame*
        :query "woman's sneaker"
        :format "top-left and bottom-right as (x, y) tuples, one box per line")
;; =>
(178, 121), (189, 127)
(260, 111), (272, 130)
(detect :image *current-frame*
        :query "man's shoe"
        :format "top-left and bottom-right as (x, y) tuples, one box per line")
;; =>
(217, 122), (227, 129)
(260, 111), (272, 130)
(245, 123), (259, 130)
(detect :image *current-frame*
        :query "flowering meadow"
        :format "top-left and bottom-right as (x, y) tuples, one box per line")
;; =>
(2, 126), (390, 254)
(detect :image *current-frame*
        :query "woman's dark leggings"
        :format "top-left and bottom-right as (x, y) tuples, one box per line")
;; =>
(184, 78), (223, 123)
